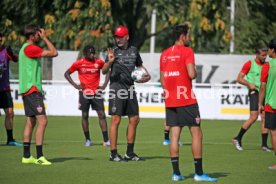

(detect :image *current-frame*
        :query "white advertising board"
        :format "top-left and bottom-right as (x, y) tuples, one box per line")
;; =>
(8, 82), (250, 120)
(52, 51), (255, 84)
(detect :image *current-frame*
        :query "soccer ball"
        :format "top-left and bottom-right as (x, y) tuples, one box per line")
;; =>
(131, 67), (146, 82)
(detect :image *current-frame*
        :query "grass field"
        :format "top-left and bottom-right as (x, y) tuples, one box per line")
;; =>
(0, 116), (275, 184)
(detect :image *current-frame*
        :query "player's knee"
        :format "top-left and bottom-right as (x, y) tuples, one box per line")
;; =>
(40, 119), (48, 127)
(192, 127), (202, 139)
(97, 111), (106, 120)
(112, 119), (120, 126)
(131, 116), (140, 124)
(82, 112), (89, 120)
(249, 115), (258, 122)
(6, 111), (14, 119)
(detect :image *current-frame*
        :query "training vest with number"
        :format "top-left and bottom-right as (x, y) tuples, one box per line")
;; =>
(246, 59), (263, 91)
(265, 58), (276, 109)
(19, 43), (43, 94)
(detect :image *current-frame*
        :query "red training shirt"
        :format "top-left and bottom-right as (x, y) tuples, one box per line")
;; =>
(160, 45), (197, 107)
(69, 57), (104, 95)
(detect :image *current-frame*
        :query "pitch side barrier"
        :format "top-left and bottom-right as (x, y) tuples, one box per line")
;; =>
(7, 80), (250, 120)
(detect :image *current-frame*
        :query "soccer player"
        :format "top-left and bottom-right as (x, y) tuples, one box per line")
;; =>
(160, 24), (217, 182)
(64, 45), (110, 147)
(102, 25), (151, 162)
(0, 33), (22, 146)
(232, 46), (271, 152)
(19, 25), (58, 165)
(259, 38), (276, 170)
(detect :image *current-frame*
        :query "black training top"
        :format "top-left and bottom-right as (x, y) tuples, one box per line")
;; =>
(106, 45), (143, 90)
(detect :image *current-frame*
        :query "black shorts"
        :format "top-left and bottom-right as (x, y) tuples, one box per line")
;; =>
(265, 112), (276, 129)
(108, 89), (139, 116)
(22, 92), (46, 117)
(249, 90), (259, 111)
(166, 104), (201, 127)
(0, 91), (13, 109)
(79, 92), (104, 112)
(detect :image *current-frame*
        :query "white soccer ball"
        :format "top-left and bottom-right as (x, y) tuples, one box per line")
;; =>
(131, 67), (146, 82)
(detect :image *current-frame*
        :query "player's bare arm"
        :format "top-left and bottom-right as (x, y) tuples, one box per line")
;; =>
(186, 63), (197, 79)
(237, 72), (256, 90)
(64, 70), (84, 90)
(39, 28), (58, 57)
(258, 82), (266, 114)
(98, 71), (110, 90)
(160, 71), (164, 88)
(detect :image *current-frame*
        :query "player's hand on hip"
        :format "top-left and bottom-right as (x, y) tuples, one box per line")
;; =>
(248, 83), (256, 90)
(75, 84), (85, 90)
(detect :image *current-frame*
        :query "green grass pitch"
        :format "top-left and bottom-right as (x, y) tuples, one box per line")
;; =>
(0, 116), (275, 184)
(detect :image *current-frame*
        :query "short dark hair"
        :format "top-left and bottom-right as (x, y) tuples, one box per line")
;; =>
(0, 33), (3, 37)
(268, 38), (276, 51)
(83, 45), (95, 56)
(255, 45), (268, 54)
(24, 24), (40, 38)
(173, 24), (189, 40)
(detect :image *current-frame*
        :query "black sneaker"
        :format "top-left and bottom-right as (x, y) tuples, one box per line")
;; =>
(109, 154), (127, 162)
(124, 153), (144, 161)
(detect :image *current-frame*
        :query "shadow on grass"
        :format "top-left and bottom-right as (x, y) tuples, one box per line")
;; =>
(179, 143), (192, 146)
(185, 172), (229, 179)
(49, 157), (93, 163)
(142, 156), (170, 160)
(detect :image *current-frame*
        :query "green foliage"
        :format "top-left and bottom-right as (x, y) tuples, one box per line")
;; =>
(235, 0), (276, 54)
(0, 0), (113, 53)
(109, 0), (185, 49)
(0, 0), (275, 54)
(186, 0), (230, 53)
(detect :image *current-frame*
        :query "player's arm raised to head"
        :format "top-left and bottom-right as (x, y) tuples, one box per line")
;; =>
(186, 63), (197, 79)
(39, 29), (58, 57)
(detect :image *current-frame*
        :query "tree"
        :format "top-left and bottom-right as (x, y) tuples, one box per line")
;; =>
(0, 0), (113, 53)
(186, 0), (230, 53)
(234, 0), (276, 53)
(1, 0), (275, 54)
(109, 0), (185, 50)
(109, 0), (231, 53)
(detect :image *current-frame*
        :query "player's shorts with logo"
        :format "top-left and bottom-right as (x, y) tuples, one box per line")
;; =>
(22, 92), (46, 116)
(0, 91), (13, 109)
(265, 111), (276, 129)
(249, 89), (259, 111)
(166, 103), (201, 127)
(79, 91), (104, 112)
(108, 89), (139, 116)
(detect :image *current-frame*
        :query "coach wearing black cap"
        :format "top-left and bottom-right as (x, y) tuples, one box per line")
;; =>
(102, 25), (150, 162)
